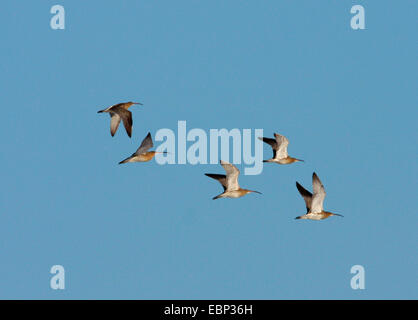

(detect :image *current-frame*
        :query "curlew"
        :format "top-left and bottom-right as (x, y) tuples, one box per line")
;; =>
(119, 132), (166, 164)
(259, 133), (303, 164)
(295, 172), (343, 220)
(205, 160), (262, 200)
(97, 101), (142, 137)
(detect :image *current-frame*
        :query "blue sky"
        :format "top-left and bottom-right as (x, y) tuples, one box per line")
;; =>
(0, 1), (416, 299)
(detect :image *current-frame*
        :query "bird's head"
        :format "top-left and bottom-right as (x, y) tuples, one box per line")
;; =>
(290, 157), (304, 163)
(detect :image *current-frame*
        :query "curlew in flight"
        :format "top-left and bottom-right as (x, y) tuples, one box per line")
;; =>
(259, 133), (303, 164)
(205, 160), (262, 200)
(97, 101), (142, 137)
(295, 172), (343, 220)
(119, 132), (166, 164)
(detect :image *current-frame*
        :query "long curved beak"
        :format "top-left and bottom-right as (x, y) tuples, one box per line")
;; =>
(250, 190), (262, 195)
(332, 213), (344, 217)
(133, 102), (143, 105)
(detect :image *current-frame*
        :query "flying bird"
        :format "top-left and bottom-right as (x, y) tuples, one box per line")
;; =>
(295, 172), (343, 220)
(259, 133), (303, 164)
(119, 132), (166, 164)
(205, 160), (262, 200)
(97, 101), (142, 137)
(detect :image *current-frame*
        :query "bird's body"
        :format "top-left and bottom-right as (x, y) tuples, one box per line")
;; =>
(205, 160), (261, 200)
(119, 151), (158, 164)
(259, 133), (303, 164)
(264, 157), (301, 165)
(295, 173), (342, 220)
(97, 101), (142, 137)
(119, 132), (166, 164)
(213, 189), (255, 199)
(295, 211), (336, 220)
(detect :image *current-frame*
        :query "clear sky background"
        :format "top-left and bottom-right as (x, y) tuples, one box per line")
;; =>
(0, 1), (416, 299)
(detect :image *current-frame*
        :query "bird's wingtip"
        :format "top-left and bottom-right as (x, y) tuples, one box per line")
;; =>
(119, 158), (129, 164)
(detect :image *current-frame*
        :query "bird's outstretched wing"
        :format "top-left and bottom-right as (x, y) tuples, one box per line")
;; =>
(296, 182), (312, 213)
(118, 109), (133, 137)
(110, 113), (121, 136)
(274, 133), (289, 159)
(220, 160), (240, 191)
(310, 172), (326, 213)
(258, 137), (278, 158)
(134, 132), (153, 155)
(205, 174), (227, 191)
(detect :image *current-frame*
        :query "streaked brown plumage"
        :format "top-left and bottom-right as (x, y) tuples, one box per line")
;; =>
(205, 160), (262, 200)
(97, 101), (142, 137)
(295, 172), (343, 220)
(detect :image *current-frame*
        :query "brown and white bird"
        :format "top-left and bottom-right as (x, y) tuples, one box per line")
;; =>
(119, 132), (166, 164)
(295, 172), (343, 220)
(97, 101), (142, 137)
(259, 133), (303, 164)
(205, 160), (262, 200)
